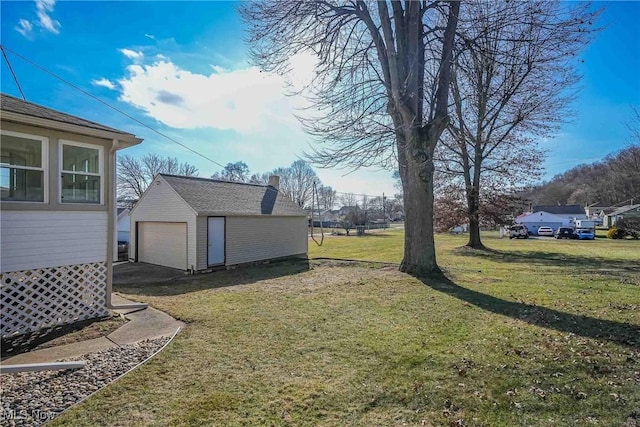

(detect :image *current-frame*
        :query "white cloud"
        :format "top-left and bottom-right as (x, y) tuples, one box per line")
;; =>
(15, 0), (60, 38)
(112, 53), (397, 196)
(91, 78), (116, 90)
(120, 49), (144, 61)
(15, 19), (33, 37)
(35, 0), (60, 34)
(117, 59), (301, 134)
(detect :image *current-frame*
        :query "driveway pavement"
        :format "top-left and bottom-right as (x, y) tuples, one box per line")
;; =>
(113, 262), (186, 286)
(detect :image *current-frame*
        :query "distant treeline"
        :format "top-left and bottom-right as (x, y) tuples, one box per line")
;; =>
(524, 145), (640, 207)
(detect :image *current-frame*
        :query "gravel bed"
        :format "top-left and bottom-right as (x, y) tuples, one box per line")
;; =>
(1, 337), (170, 426)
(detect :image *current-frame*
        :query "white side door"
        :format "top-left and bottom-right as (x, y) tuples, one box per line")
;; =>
(207, 217), (225, 265)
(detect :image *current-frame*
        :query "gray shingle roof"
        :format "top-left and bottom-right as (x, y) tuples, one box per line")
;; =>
(532, 205), (586, 215)
(1, 93), (134, 135)
(161, 174), (305, 216)
(608, 204), (640, 216)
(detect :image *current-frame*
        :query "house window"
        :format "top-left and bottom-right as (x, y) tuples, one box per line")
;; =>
(60, 141), (103, 204)
(0, 131), (47, 202)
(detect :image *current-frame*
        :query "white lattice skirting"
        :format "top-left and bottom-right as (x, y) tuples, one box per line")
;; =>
(1, 262), (109, 338)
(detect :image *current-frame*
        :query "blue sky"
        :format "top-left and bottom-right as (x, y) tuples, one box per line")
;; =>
(1, 1), (639, 198)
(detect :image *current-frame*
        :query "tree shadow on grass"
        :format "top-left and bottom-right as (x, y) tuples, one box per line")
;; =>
(419, 274), (640, 349)
(114, 259), (311, 297)
(454, 247), (639, 272)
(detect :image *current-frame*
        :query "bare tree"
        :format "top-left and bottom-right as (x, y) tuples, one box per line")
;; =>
(242, 1), (460, 276)
(117, 153), (198, 199)
(317, 185), (337, 211)
(249, 172), (271, 185)
(388, 194), (404, 220)
(273, 160), (319, 208)
(211, 161), (251, 182)
(340, 193), (358, 210)
(528, 145), (640, 206)
(438, 1), (598, 248)
(628, 107), (640, 144)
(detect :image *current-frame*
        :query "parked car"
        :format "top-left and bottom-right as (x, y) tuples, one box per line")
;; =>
(537, 226), (554, 236)
(576, 229), (595, 240)
(508, 224), (529, 239)
(554, 227), (577, 239)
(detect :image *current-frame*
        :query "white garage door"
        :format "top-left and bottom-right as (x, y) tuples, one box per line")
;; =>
(138, 222), (187, 270)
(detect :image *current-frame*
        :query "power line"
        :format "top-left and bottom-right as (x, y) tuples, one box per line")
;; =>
(0, 45), (226, 170)
(1, 45), (401, 198)
(1, 45), (26, 101)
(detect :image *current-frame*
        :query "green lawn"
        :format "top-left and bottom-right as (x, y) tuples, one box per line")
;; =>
(53, 230), (639, 426)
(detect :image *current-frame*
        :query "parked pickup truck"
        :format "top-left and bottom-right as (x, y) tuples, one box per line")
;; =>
(509, 224), (529, 239)
(575, 219), (596, 230)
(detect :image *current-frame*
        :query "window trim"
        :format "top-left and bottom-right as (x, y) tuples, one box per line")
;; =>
(0, 129), (48, 203)
(59, 139), (104, 205)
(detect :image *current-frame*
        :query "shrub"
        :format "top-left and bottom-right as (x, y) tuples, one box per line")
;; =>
(607, 227), (624, 239)
(608, 220), (640, 240)
(615, 218), (640, 239)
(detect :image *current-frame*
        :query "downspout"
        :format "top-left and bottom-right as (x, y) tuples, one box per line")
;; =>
(107, 139), (147, 310)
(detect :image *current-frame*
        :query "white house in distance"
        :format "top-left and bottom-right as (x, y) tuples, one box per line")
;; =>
(532, 205), (587, 222)
(0, 93), (142, 338)
(129, 174), (308, 271)
(515, 211), (572, 235)
(117, 207), (130, 242)
(515, 205), (588, 235)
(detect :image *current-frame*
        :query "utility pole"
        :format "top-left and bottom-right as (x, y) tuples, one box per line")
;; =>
(382, 193), (386, 229)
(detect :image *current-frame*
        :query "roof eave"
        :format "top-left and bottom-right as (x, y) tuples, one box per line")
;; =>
(196, 212), (307, 217)
(1, 111), (143, 148)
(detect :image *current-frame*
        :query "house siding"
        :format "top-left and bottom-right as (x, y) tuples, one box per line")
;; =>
(129, 177), (197, 270)
(225, 216), (308, 266)
(0, 211), (107, 272)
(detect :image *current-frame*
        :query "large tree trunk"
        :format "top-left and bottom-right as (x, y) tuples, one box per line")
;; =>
(466, 213), (483, 248)
(398, 128), (442, 278)
(466, 147), (486, 249)
(466, 185), (485, 249)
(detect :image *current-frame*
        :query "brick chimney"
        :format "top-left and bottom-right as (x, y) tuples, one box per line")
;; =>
(268, 175), (280, 189)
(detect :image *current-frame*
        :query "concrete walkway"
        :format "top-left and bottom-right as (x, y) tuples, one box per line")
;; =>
(2, 294), (184, 365)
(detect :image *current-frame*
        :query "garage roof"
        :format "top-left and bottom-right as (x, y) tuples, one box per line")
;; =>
(160, 174), (306, 216)
(532, 205), (585, 215)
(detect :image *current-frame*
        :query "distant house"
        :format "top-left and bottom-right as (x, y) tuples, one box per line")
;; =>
(338, 206), (358, 216)
(0, 93), (142, 338)
(117, 207), (130, 243)
(532, 205), (587, 223)
(585, 205), (611, 218)
(129, 174), (308, 271)
(603, 204), (640, 228)
(308, 209), (340, 227)
(515, 211), (572, 235)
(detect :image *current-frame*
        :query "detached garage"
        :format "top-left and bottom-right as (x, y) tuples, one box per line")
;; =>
(515, 211), (571, 235)
(129, 174), (308, 271)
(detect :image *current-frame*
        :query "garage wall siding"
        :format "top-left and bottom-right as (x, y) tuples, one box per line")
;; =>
(225, 216), (308, 266)
(129, 178), (197, 269)
(196, 216), (208, 270)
